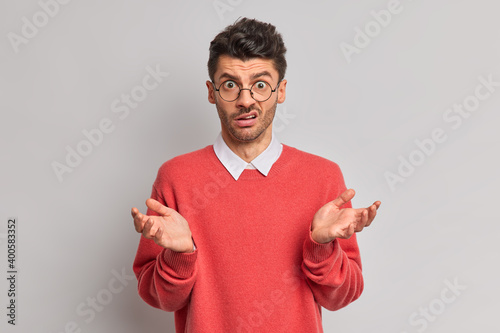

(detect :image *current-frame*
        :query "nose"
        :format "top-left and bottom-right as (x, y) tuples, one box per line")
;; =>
(236, 88), (255, 109)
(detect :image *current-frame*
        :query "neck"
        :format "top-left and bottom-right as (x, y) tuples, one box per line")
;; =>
(221, 129), (273, 163)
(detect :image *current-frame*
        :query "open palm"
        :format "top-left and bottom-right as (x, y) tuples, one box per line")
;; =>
(131, 199), (194, 253)
(311, 189), (381, 244)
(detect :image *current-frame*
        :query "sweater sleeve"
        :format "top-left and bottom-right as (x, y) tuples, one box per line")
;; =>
(300, 163), (364, 311)
(132, 184), (198, 312)
(301, 225), (363, 311)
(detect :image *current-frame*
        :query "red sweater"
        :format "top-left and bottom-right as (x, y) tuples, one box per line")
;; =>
(133, 145), (363, 332)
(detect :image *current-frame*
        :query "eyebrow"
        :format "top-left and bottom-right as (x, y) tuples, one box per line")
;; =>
(217, 71), (274, 83)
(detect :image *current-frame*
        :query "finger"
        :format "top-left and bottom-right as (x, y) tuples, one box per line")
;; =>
(369, 201), (382, 223)
(141, 219), (152, 238)
(340, 223), (356, 239)
(355, 209), (369, 232)
(365, 203), (379, 226)
(131, 207), (139, 218)
(371, 204), (378, 219)
(142, 219), (158, 239)
(331, 189), (356, 208)
(132, 209), (148, 233)
(361, 201), (380, 212)
(146, 198), (172, 216)
(154, 227), (165, 246)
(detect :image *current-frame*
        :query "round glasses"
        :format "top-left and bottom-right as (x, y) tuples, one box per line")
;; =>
(213, 80), (280, 102)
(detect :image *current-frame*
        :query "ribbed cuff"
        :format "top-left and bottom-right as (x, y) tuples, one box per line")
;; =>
(303, 231), (337, 263)
(159, 248), (197, 279)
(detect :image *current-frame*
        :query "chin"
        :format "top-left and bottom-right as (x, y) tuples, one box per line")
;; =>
(230, 127), (267, 142)
(231, 131), (259, 142)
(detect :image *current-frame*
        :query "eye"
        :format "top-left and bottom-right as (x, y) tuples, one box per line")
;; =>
(223, 80), (237, 89)
(254, 81), (267, 90)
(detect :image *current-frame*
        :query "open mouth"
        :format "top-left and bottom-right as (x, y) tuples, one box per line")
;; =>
(236, 111), (258, 120)
(234, 111), (258, 127)
(238, 115), (256, 119)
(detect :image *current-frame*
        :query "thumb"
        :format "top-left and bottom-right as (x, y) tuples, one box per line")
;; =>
(146, 198), (172, 216)
(330, 189), (355, 208)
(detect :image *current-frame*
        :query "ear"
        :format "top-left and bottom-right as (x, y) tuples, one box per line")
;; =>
(206, 80), (216, 104)
(277, 79), (287, 104)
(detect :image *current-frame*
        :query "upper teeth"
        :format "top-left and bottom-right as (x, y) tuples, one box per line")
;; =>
(244, 115), (255, 119)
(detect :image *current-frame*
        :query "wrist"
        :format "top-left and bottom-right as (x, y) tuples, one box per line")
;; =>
(311, 229), (335, 244)
(166, 237), (195, 253)
(180, 241), (196, 253)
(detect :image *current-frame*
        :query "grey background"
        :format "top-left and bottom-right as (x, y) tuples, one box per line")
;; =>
(1, 0), (499, 332)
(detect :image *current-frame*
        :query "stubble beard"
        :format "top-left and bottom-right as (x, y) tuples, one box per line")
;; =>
(216, 99), (277, 142)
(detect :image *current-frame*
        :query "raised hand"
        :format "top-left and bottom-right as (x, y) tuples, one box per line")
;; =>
(311, 189), (381, 244)
(131, 199), (194, 253)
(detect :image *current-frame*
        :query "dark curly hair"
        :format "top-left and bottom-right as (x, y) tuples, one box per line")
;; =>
(208, 17), (287, 83)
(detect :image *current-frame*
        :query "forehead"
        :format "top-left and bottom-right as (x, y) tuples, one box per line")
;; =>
(214, 55), (278, 81)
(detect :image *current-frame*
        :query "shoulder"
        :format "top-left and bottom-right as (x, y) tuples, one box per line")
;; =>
(155, 145), (214, 183)
(282, 144), (344, 176)
(161, 145), (213, 169)
(281, 144), (348, 200)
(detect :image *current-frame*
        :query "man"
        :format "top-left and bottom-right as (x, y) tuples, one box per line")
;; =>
(132, 17), (381, 332)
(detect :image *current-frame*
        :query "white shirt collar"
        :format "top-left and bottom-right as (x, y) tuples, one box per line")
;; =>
(213, 132), (283, 180)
